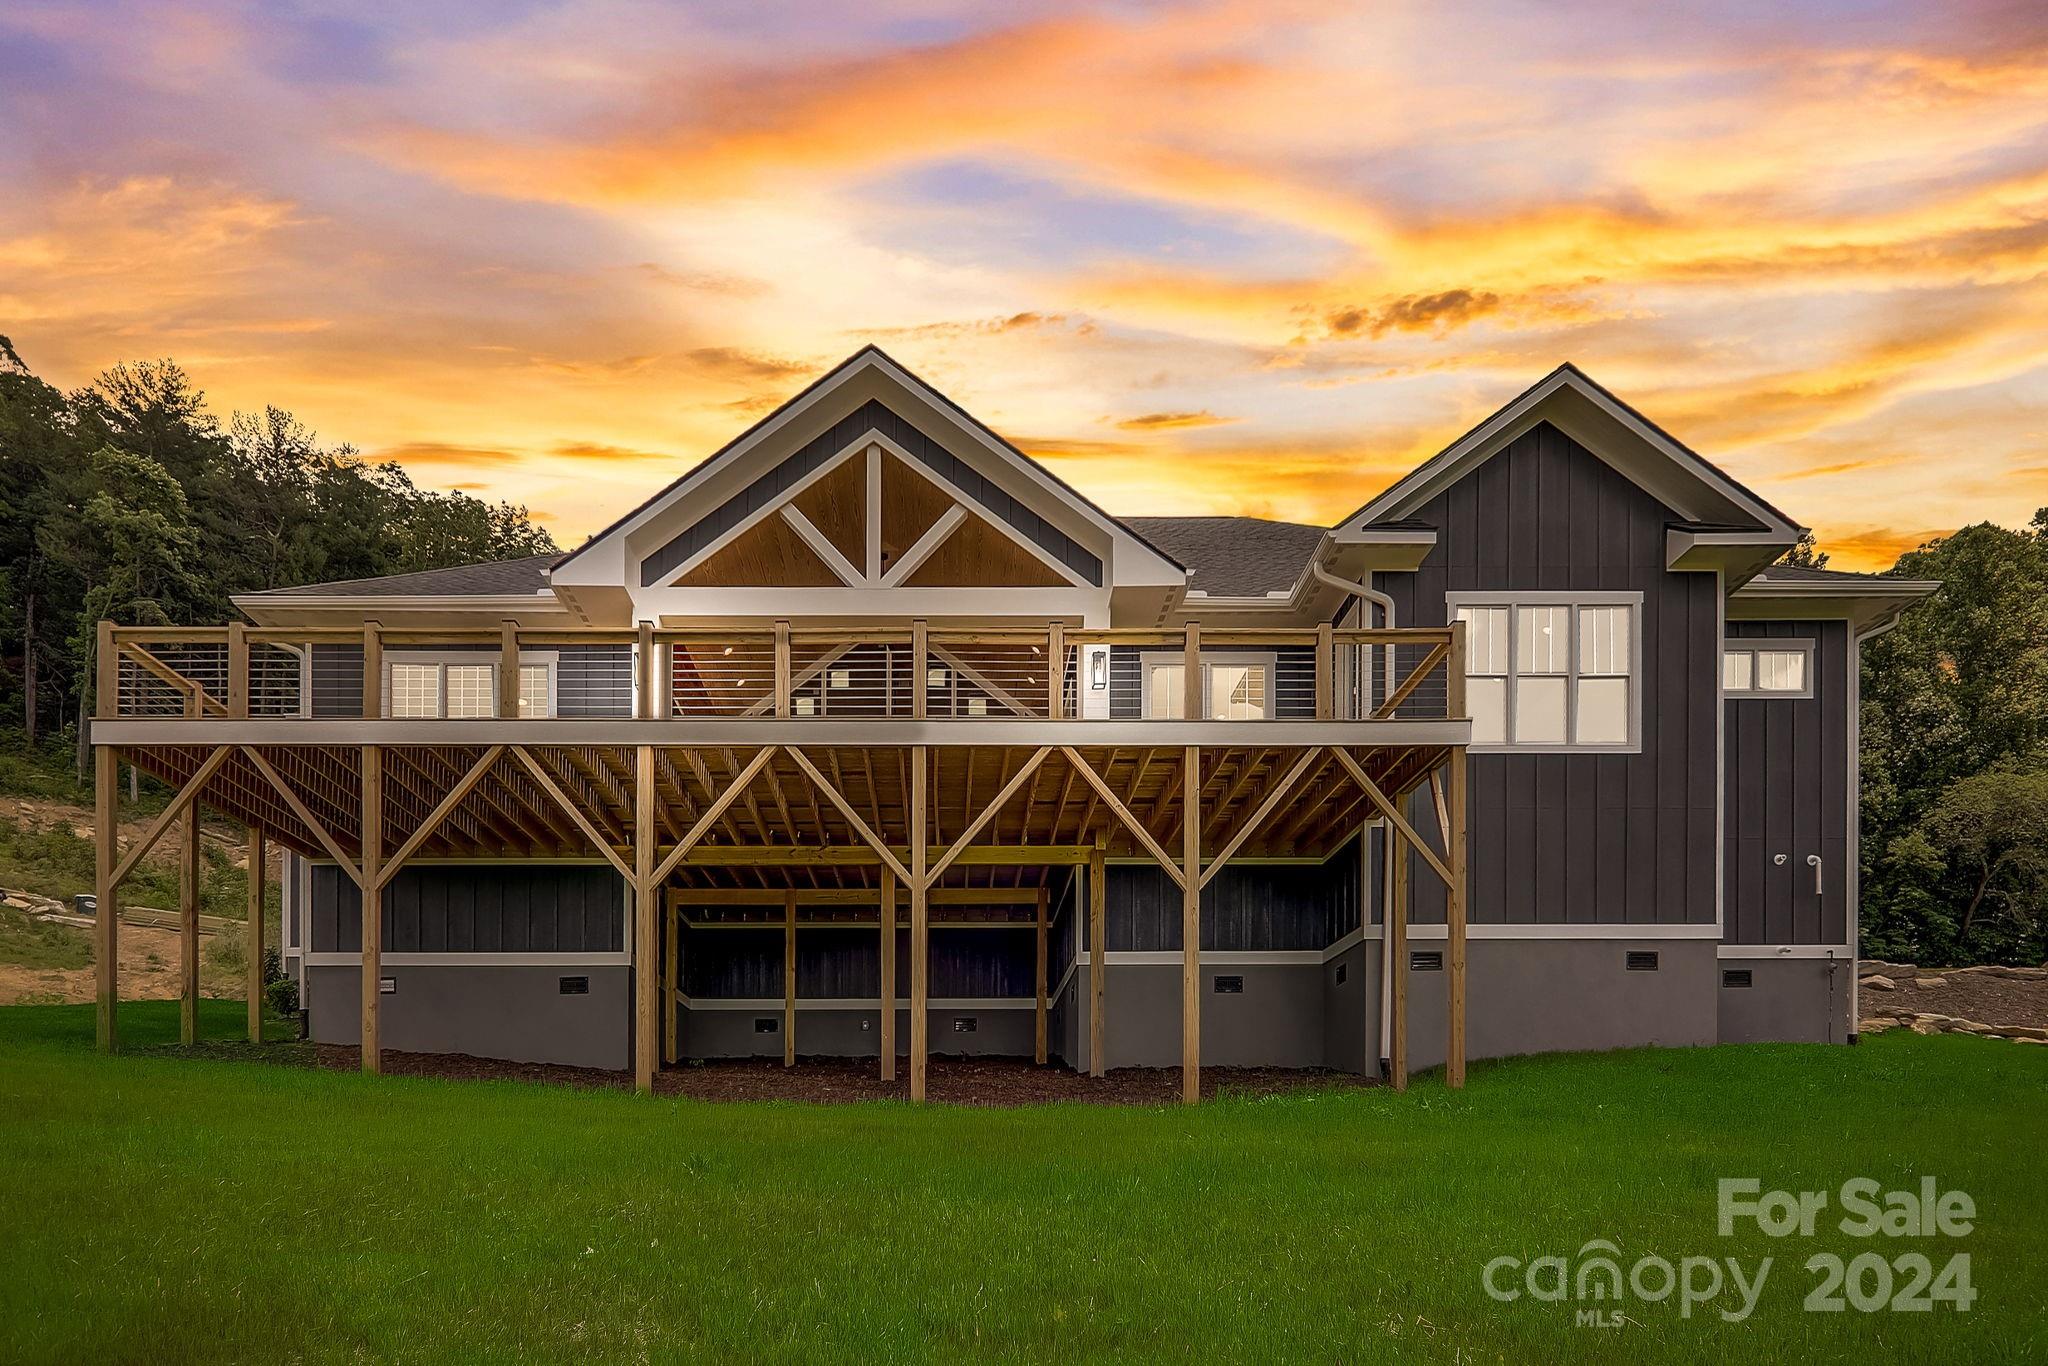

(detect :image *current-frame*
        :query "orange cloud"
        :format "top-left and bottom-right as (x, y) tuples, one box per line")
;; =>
(1114, 411), (1238, 431)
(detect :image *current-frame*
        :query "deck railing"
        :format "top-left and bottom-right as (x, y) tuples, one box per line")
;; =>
(95, 620), (1462, 723)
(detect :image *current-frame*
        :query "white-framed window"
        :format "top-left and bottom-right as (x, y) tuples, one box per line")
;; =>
(1723, 640), (1812, 698)
(1141, 653), (1276, 720)
(385, 653), (556, 718)
(1449, 593), (1641, 751)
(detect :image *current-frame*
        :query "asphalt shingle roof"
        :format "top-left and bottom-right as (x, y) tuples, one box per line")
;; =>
(1122, 516), (1326, 597)
(245, 555), (555, 598)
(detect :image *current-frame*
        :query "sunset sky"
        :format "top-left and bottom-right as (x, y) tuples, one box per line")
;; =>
(4, 1), (2046, 568)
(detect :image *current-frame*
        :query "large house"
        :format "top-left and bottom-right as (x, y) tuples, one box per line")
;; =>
(88, 348), (1937, 1100)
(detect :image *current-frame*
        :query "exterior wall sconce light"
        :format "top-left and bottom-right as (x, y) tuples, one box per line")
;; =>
(1090, 651), (1108, 690)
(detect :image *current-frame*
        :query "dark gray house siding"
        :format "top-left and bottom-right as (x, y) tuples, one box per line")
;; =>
(557, 644), (634, 717)
(678, 925), (1034, 999)
(1375, 421), (1720, 927)
(310, 644), (363, 718)
(1723, 619), (1850, 944)
(310, 863), (625, 953)
(1103, 838), (1359, 949)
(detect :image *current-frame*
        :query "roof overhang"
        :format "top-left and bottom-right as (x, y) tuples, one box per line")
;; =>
(1726, 577), (1941, 634)
(233, 592), (574, 630)
(1334, 365), (1802, 573)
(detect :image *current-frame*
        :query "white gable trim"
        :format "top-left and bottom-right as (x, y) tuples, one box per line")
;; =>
(1335, 366), (1801, 542)
(553, 347), (1184, 596)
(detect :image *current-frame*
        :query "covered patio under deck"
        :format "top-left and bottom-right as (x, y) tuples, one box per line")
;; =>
(86, 620), (1472, 1102)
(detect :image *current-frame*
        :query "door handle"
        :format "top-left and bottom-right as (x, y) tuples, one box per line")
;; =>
(1805, 853), (1822, 895)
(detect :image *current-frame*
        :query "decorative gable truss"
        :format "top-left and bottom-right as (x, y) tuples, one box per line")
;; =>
(649, 429), (1097, 593)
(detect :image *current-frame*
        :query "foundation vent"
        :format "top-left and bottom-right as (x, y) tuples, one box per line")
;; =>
(952, 1017), (977, 1033)
(1722, 969), (1753, 989)
(558, 976), (589, 995)
(1626, 951), (1660, 972)
(1214, 975), (1244, 994)
(1410, 951), (1442, 972)
(755, 1017), (779, 1033)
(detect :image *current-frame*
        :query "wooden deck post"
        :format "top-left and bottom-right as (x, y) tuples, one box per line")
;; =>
(1388, 816), (1409, 1092)
(636, 622), (656, 720)
(911, 621), (928, 721)
(94, 743), (120, 1052)
(664, 903), (677, 1065)
(361, 622), (382, 719)
(360, 744), (382, 1073)
(227, 620), (249, 720)
(909, 745), (929, 1101)
(1182, 623), (1202, 719)
(1089, 836), (1105, 1077)
(1446, 619), (1469, 1089)
(634, 744), (656, 1093)
(879, 866), (896, 1081)
(246, 826), (265, 1042)
(180, 793), (200, 1045)
(773, 620), (792, 719)
(783, 889), (797, 1067)
(1314, 621), (1334, 720)
(1181, 745), (1201, 1103)
(1034, 883), (1048, 1065)
(1046, 621), (1064, 719)
(499, 620), (521, 718)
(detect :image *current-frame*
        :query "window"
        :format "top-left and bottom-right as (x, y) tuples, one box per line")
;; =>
(385, 655), (556, 718)
(1723, 641), (1812, 698)
(1142, 654), (1275, 720)
(1450, 594), (1639, 750)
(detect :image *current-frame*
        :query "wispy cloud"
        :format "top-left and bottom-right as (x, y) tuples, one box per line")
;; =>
(2, 1), (2043, 566)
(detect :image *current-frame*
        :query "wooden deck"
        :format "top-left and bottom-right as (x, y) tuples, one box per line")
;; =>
(86, 619), (1472, 1103)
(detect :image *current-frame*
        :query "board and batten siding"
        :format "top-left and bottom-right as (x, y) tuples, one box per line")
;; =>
(309, 863), (625, 954)
(1377, 420), (1720, 927)
(1723, 619), (1850, 945)
(1106, 839), (1360, 951)
(679, 925), (1034, 998)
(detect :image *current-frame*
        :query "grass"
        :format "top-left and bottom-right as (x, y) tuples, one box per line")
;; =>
(1, 1004), (2042, 1363)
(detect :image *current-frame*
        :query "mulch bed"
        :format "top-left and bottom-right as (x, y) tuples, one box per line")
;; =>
(294, 1045), (1372, 1105)
(1860, 968), (2048, 1030)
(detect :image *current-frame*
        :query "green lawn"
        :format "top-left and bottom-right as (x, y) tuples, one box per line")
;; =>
(2, 1003), (2041, 1364)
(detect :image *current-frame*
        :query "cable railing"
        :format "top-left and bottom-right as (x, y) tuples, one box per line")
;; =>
(94, 620), (1463, 724)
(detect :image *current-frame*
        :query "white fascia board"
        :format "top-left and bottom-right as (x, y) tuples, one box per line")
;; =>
(232, 593), (573, 628)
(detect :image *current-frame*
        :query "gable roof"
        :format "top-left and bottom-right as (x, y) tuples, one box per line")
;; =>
(1338, 363), (1802, 542)
(551, 345), (1185, 582)
(1123, 516), (1326, 598)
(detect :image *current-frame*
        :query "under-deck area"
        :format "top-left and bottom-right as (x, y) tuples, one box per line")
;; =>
(86, 619), (1473, 1100)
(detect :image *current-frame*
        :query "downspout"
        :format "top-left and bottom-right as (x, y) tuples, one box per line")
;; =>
(1310, 561), (1404, 1077)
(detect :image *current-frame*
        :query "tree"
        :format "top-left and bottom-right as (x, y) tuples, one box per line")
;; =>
(1888, 765), (2048, 955)
(1781, 529), (1829, 569)
(1860, 514), (2048, 964)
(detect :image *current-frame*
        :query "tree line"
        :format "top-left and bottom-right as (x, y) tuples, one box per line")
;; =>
(0, 336), (556, 771)
(0, 338), (2042, 965)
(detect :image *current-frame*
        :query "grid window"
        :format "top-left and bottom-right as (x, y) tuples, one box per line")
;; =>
(518, 664), (551, 718)
(1142, 656), (1275, 720)
(389, 663), (440, 718)
(1452, 597), (1639, 750)
(444, 665), (495, 718)
(1724, 642), (1812, 698)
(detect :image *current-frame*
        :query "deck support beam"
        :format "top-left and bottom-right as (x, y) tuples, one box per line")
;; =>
(634, 745), (656, 1093)
(1388, 815), (1409, 1091)
(94, 745), (119, 1052)
(879, 866), (896, 1082)
(360, 744), (382, 1073)
(664, 903), (678, 1065)
(1181, 745), (1201, 1104)
(180, 796), (200, 1046)
(1088, 837), (1105, 1078)
(909, 745), (929, 1101)
(246, 825), (265, 1043)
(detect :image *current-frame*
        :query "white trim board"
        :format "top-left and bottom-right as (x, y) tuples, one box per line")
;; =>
(302, 952), (630, 968)
(1717, 945), (1853, 960)
(675, 996), (1033, 1011)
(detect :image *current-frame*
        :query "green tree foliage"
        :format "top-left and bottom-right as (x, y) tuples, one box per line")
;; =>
(1859, 514), (2048, 965)
(0, 338), (556, 763)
